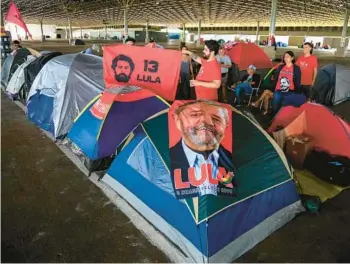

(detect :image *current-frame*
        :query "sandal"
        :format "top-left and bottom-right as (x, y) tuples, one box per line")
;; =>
(263, 111), (269, 115)
(251, 102), (259, 107)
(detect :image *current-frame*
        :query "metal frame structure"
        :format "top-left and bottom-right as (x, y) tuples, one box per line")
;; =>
(1, 0), (349, 28)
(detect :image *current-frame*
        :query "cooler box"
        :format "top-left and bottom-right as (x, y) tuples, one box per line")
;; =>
(285, 134), (314, 169)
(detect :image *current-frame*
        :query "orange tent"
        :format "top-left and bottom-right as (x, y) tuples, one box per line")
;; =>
(225, 42), (273, 70)
(268, 103), (350, 158)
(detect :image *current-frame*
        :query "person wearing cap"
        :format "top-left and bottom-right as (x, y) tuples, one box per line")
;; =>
(216, 46), (232, 103)
(231, 65), (260, 106)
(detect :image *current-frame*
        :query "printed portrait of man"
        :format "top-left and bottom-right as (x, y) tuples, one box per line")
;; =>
(170, 100), (235, 197)
(280, 76), (290, 92)
(111, 54), (135, 83)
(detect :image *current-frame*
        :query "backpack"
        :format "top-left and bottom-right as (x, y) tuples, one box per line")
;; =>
(304, 150), (350, 187)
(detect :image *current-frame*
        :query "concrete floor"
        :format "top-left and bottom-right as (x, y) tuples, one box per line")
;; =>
(1, 93), (169, 263)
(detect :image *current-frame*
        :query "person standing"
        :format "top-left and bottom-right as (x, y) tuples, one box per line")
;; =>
(216, 46), (232, 102)
(178, 46), (194, 99)
(125, 37), (136, 46)
(10, 40), (22, 55)
(296, 42), (318, 99)
(181, 40), (221, 101)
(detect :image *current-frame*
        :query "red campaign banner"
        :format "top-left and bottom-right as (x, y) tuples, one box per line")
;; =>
(168, 100), (236, 199)
(90, 92), (117, 120)
(103, 45), (181, 101)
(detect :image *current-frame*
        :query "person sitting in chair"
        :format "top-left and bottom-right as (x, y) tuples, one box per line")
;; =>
(230, 65), (260, 107)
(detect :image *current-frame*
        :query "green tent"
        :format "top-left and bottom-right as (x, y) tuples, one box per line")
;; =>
(102, 107), (304, 262)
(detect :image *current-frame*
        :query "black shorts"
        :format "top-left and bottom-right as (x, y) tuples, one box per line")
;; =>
(301, 85), (311, 98)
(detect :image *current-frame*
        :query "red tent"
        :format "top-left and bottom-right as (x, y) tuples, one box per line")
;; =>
(226, 42), (273, 70)
(268, 103), (350, 158)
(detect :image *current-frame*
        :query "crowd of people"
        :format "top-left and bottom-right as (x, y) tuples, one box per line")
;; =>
(177, 40), (318, 115)
(11, 37), (318, 116)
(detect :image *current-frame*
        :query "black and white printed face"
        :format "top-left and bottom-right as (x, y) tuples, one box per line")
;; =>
(280, 77), (290, 92)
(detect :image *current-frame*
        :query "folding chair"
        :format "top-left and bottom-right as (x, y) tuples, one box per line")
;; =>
(247, 78), (262, 105)
(233, 74), (261, 106)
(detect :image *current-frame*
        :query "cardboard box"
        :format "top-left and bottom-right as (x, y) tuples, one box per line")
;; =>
(285, 134), (314, 169)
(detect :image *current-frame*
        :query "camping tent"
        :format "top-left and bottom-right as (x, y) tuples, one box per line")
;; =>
(23, 52), (63, 100)
(312, 64), (350, 106)
(102, 108), (303, 263)
(226, 42), (273, 70)
(5, 55), (37, 99)
(268, 103), (350, 159)
(226, 43), (273, 85)
(26, 53), (105, 139)
(71, 39), (85, 45)
(6, 52), (62, 101)
(1, 48), (39, 89)
(65, 93), (169, 173)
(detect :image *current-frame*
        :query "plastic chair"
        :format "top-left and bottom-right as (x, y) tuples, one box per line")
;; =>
(247, 78), (262, 105)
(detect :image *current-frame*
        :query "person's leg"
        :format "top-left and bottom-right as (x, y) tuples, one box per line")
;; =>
(182, 73), (190, 99)
(272, 91), (284, 113)
(221, 74), (228, 102)
(302, 85), (311, 99)
(242, 82), (253, 94)
(235, 84), (244, 105)
(253, 90), (268, 106)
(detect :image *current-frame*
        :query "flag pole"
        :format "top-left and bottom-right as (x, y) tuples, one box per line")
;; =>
(15, 24), (20, 40)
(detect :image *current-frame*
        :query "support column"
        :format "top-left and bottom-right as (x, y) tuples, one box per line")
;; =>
(145, 20), (149, 43)
(182, 23), (186, 42)
(265, 0), (278, 59)
(1, 13), (4, 28)
(80, 27), (83, 39)
(336, 8), (349, 57)
(124, 7), (128, 42)
(268, 0), (277, 46)
(68, 17), (73, 41)
(105, 25), (108, 39)
(196, 19), (201, 47)
(255, 21), (260, 45)
(65, 26), (68, 40)
(340, 8), (349, 47)
(40, 19), (45, 42)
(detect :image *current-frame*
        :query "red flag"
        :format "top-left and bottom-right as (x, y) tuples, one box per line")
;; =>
(103, 44), (181, 101)
(5, 1), (32, 39)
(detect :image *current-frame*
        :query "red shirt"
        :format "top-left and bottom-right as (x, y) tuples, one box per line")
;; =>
(276, 65), (295, 92)
(195, 58), (221, 100)
(296, 55), (318, 85)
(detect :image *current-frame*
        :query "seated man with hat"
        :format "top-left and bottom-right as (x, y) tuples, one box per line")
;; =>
(230, 65), (260, 107)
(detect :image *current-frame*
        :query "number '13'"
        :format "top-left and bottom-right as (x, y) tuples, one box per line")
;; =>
(144, 60), (159, 73)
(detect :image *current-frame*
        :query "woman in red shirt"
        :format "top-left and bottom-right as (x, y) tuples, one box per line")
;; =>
(296, 42), (318, 99)
(272, 51), (302, 113)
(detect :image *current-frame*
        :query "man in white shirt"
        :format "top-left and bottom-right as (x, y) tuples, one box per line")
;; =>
(170, 100), (236, 198)
(216, 46), (232, 102)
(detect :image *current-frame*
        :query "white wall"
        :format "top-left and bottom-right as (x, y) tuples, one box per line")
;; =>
(5, 23), (57, 40)
(305, 36), (324, 46)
